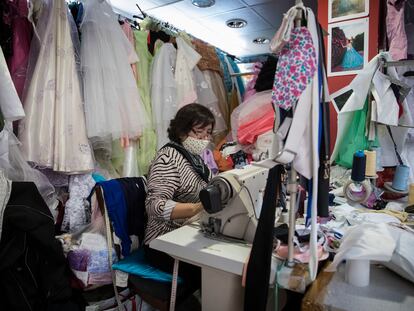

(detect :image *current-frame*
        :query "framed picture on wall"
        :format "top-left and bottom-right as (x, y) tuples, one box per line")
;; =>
(327, 18), (369, 77)
(328, 0), (369, 23)
(330, 86), (353, 113)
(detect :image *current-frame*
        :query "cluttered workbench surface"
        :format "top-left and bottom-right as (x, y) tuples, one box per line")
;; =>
(302, 262), (414, 311)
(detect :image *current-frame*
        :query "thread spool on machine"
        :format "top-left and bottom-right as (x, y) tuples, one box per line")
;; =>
(344, 151), (372, 204)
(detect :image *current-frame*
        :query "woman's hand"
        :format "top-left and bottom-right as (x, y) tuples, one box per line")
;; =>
(193, 202), (204, 214)
(170, 202), (204, 220)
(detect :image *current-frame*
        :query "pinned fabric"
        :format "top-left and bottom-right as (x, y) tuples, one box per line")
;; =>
(271, 27), (317, 111)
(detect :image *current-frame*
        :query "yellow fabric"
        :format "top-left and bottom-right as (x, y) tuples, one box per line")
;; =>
(364, 209), (409, 222)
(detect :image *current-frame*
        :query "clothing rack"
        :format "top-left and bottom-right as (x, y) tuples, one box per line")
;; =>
(382, 59), (414, 67)
(378, 57), (414, 129)
(286, 0), (304, 269)
(230, 72), (255, 77)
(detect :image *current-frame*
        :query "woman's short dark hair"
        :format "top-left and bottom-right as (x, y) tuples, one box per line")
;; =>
(168, 103), (215, 144)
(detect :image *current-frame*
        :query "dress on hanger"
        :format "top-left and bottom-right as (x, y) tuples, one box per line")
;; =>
(151, 43), (177, 150)
(193, 66), (227, 138)
(80, 0), (148, 150)
(175, 37), (201, 108)
(386, 0), (407, 60)
(133, 30), (157, 174)
(4, 0), (32, 99)
(1, 46), (57, 214)
(18, 0), (94, 174)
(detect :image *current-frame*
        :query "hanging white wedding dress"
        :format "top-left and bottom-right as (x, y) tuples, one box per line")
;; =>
(1, 46), (58, 215)
(80, 0), (148, 150)
(19, 0), (94, 174)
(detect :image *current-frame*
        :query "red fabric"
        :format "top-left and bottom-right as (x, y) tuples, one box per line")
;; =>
(213, 139), (233, 171)
(237, 113), (275, 145)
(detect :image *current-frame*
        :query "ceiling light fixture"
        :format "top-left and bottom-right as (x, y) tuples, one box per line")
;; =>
(191, 0), (215, 8)
(253, 37), (270, 44)
(226, 18), (248, 28)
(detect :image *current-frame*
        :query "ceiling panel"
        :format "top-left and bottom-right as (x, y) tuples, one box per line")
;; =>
(251, 1), (295, 27)
(108, 0), (315, 57)
(151, 0), (184, 5)
(145, 5), (187, 21)
(200, 7), (271, 35)
(110, 0), (158, 14)
(172, 0), (245, 18)
(241, 0), (274, 5)
(240, 27), (275, 45)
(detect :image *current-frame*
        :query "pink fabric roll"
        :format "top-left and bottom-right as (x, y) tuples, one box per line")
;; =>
(237, 113), (275, 145)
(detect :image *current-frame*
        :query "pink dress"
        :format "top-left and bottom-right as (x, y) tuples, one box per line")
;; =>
(387, 0), (407, 60)
(5, 0), (32, 99)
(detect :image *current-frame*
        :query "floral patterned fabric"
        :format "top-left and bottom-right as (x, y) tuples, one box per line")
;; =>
(271, 27), (317, 111)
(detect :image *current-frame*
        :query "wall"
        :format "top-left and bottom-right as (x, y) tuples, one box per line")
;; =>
(317, 0), (380, 154)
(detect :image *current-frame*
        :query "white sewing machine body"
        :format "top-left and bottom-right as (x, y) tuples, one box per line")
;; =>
(200, 163), (274, 243)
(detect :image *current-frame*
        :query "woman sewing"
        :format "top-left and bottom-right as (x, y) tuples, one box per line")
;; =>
(144, 103), (215, 287)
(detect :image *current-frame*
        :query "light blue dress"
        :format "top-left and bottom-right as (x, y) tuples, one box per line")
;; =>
(342, 45), (364, 69)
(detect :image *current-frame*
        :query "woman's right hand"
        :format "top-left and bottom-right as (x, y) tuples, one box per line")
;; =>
(193, 202), (204, 215)
(171, 202), (204, 220)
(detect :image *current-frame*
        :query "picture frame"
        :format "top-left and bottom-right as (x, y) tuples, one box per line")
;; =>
(327, 18), (369, 77)
(330, 86), (353, 113)
(328, 0), (369, 23)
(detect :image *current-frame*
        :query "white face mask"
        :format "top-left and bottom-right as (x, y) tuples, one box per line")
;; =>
(182, 136), (210, 155)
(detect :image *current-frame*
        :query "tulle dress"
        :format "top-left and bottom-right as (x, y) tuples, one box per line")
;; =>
(1, 46), (58, 214)
(80, 0), (148, 150)
(342, 45), (364, 69)
(18, 0), (94, 174)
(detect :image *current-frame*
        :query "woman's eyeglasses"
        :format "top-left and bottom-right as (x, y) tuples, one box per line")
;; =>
(191, 129), (212, 140)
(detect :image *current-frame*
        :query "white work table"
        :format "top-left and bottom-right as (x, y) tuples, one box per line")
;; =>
(150, 224), (277, 311)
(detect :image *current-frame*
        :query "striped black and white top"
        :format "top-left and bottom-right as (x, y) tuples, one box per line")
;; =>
(144, 146), (209, 245)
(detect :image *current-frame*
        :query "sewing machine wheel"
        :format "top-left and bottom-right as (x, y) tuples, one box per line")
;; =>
(210, 176), (233, 205)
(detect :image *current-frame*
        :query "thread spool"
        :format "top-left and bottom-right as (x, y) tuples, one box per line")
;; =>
(344, 179), (372, 203)
(392, 165), (410, 191)
(351, 150), (366, 183)
(345, 259), (370, 287)
(408, 184), (414, 205)
(371, 147), (383, 172)
(364, 150), (376, 177)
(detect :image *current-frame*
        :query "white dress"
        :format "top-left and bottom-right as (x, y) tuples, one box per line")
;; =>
(175, 37), (200, 108)
(151, 43), (177, 150)
(80, 0), (148, 149)
(1, 46), (58, 214)
(19, 0), (94, 174)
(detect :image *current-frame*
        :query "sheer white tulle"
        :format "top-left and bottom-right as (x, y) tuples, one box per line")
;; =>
(80, 0), (149, 150)
(0, 125), (58, 215)
(19, 0), (94, 174)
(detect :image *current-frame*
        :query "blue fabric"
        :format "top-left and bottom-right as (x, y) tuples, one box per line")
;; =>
(76, 2), (84, 25)
(216, 49), (232, 92)
(98, 180), (132, 257)
(112, 249), (183, 284)
(227, 56), (245, 97)
(92, 173), (106, 183)
(306, 60), (324, 227)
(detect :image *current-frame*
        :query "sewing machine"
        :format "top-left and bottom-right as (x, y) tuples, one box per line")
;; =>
(200, 162), (280, 242)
